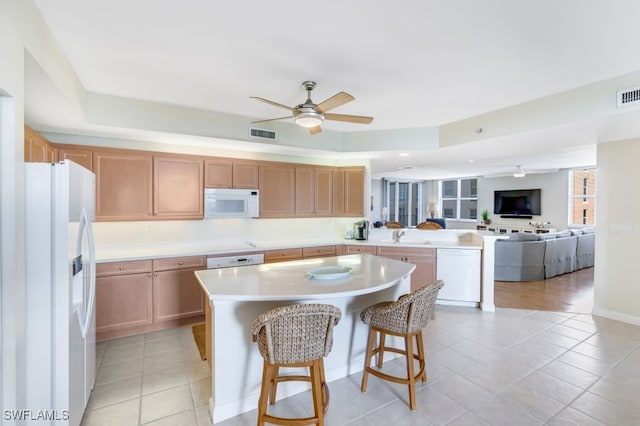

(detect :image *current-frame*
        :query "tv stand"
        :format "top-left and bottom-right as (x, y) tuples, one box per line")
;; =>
(500, 215), (532, 219)
(477, 223), (556, 234)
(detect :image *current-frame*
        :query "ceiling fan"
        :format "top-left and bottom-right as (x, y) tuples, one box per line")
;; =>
(483, 165), (560, 178)
(250, 81), (374, 135)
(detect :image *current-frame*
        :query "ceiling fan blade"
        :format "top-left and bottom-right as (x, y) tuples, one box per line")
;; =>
(324, 113), (374, 124)
(316, 92), (354, 113)
(250, 96), (295, 111)
(309, 126), (322, 135)
(250, 116), (292, 124)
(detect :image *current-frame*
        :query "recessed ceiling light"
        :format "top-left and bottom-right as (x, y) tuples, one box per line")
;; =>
(469, 159), (474, 163)
(398, 153), (410, 157)
(475, 127), (484, 134)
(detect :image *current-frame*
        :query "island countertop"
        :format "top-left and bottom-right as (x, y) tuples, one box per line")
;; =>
(194, 253), (416, 302)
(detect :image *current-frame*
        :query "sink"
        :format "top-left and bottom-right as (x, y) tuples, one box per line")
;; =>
(376, 239), (431, 245)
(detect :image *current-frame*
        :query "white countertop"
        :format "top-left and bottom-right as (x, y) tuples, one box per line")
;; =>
(194, 253), (416, 301)
(95, 234), (482, 263)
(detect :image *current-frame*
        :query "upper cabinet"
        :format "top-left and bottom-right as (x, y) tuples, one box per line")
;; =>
(295, 166), (333, 216)
(205, 158), (259, 189)
(24, 125), (56, 163)
(57, 144), (93, 170)
(259, 162), (295, 217)
(333, 167), (365, 217)
(94, 149), (203, 221)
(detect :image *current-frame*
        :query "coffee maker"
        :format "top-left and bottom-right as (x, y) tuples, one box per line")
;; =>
(354, 220), (369, 240)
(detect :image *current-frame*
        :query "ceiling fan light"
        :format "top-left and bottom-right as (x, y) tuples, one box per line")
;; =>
(294, 112), (324, 128)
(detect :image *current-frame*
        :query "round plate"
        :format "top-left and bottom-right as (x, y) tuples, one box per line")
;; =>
(307, 266), (352, 280)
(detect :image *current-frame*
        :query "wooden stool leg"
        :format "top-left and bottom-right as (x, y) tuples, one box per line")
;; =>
(257, 361), (272, 426)
(319, 358), (330, 413)
(310, 360), (324, 426)
(405, 335), (417, 410)
(361, 327), (376, 392)
(269, 365), (280, 405)
(377, 331), (386, 368)
(416, 332), (427, 383)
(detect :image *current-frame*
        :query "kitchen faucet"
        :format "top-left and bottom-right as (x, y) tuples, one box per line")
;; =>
(392, 229), (405, 243)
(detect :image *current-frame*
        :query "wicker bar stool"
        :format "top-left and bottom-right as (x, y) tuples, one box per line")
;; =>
(360, 280), (444, 410)
(252, 303), (342, 426)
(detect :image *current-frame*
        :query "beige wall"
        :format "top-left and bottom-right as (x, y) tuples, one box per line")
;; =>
(593, 139), (640, 325)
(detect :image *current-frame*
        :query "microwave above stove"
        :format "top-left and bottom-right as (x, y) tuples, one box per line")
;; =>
(204, 188), (259, 219)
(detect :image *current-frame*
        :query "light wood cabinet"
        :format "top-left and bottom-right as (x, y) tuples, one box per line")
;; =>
(57, 145), (93, 170)
(344, 245), (377, 255)
(154, 156), (204, 219)
(152, 256), (206, 323)
(332, 169), (345, 216)
(376, 246), (436, 291)
(95, 261), (153, 338)
(93, 149), (203, 221)
(205, 158), (259, 189)
(264, 248), (303, 263)
(24, 125), (56, 163)
(295, 167), (332, 216)
(94, 150), (154, 221)
(259, 163), (295, 217)
(344, 167), (366, 217)
(314, 168), (333, 216)
(302, 245), (337, 259)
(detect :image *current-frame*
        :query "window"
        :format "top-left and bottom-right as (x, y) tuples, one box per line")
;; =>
(439, 178), (478, 220)
(384, 180), (423, 227)
(569, 168), (596, 225)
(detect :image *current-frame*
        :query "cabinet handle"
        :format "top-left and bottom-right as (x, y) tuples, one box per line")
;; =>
(282, 253), (286, 256)
(178, 261), (183, 265)
(154, 273), (158, 278)
(147, 212), (152, 216)
(118, 266), (124, 271)
(147, 273), (152, 278)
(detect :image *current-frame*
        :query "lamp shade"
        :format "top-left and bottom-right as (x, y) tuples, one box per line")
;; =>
(295, 112), (324, 128)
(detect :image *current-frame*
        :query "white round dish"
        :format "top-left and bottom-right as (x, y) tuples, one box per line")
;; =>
(307, 266), (352, 280)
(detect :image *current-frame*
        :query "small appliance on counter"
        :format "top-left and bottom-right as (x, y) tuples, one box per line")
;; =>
(354, 220), (369, 240)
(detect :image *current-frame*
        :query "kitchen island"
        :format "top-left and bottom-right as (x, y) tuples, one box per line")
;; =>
(194, 253), (415, 423)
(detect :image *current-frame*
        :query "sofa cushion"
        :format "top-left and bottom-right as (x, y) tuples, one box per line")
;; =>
(569, 229), (584, 236)
(582, 228), (595, 234)
(495, 240), (546, 281)
(544, 235), (578, 278)
(556, 230), (572, 238)
(508, 233), (540, 241)
(538, 233), (557, 240)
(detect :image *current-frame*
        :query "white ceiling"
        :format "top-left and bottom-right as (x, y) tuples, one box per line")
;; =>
(27, 0), (640, 179)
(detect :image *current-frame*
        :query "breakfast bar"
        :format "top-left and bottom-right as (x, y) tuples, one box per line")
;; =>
(194, 253), (415, 423)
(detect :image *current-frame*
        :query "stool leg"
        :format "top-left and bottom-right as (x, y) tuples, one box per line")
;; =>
(416, 332), (427, 383)
(361, 327), (375, 392)
(310, 360), (324, 426)
(377, 331), (386, 368)
(269, 365), (279, 405)
(319, 358), (330, 413)
(257, 361), (271, 426)
(405, 335), (417, 410)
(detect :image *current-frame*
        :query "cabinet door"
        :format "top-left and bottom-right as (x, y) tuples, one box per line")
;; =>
(232, 162), (259, 189)
(344, 167), (365, 216)
(96, 273), (153, 334)
(259, 163), (295, 217)
(302, 245), (337, 259)
(153, 268), (205, 322)
(204, 159), (233, 188)
(295, 167), (315, 215)
(58, 147), (93, 170)
(94, 150), (153, 221)
(376, 246), (436, 291)
(264, 248), (303, 263)
(154, 156), (204, 219)
(344, 245), (377, 255)
(314, 169), (333, 215)
(332, 168), (345, 216)
(25, 126), (54, 163)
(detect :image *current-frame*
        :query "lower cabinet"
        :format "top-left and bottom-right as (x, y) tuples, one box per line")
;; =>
(152, 256), (206, 323)
(264, 248), (303, 263)
(96, 256), (206, 340)
(344, 244), (377, 255)
(302, 245), (337, 259)
(376, 246), (437, 292)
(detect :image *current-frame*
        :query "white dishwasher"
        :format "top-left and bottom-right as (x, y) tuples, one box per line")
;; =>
(436, 249), (481, 303)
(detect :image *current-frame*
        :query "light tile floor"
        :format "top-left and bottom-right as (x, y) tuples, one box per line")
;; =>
(83, 306), (640, 425)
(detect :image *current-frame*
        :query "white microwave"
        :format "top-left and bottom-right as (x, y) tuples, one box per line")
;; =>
(204, 188), (259, 219)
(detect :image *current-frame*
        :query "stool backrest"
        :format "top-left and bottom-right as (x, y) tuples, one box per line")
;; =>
(362, 280), (444, 334)
(252, 304), (342, 364)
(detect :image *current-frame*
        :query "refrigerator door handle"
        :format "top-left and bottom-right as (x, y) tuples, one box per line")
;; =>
(77, 207), (96, 339)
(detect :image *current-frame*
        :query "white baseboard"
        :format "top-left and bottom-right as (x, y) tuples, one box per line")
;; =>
(591, 306), (640, 327)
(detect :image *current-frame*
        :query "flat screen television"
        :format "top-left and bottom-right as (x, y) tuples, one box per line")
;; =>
(494, 189), (541, 216)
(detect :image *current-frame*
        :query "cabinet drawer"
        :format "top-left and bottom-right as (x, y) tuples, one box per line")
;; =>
(153, 256), (206, 272)
(96, 260), (153, 277)
(344, 245), (377, 255)
(264, 248), (303, 263)
(376, 246), (436, 258)
(302, 245), (337, 258)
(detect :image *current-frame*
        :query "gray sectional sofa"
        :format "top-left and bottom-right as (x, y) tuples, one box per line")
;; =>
(494, 228), (595, 282)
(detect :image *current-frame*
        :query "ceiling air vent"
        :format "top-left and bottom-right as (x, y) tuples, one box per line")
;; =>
(617, 86), (640, 107)
(249, 127), (277, 140)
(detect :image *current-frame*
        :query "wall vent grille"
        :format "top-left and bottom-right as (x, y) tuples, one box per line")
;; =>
(617, 86), (640, 107)
(249, 127), (277, 140)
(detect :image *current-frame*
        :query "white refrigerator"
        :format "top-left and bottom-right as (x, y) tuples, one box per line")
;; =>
(24, 160), (97, 426)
